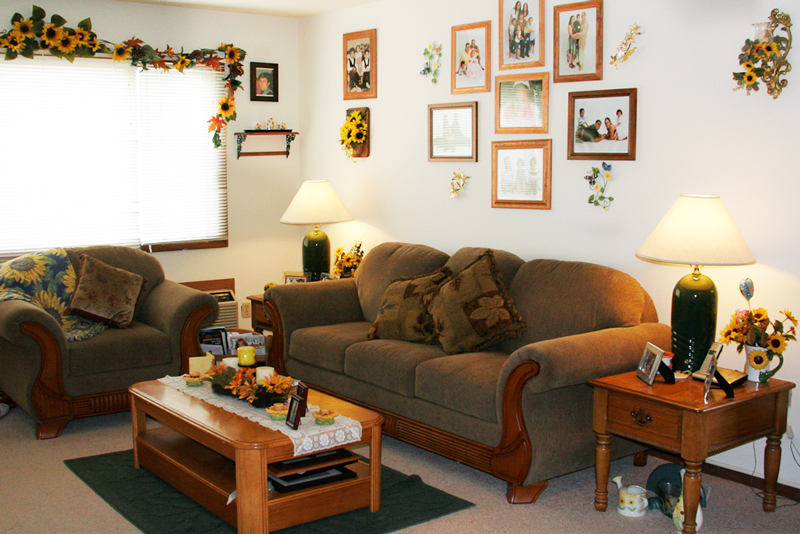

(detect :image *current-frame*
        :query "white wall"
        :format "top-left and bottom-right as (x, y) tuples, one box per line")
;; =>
(297, 0), (800, 488)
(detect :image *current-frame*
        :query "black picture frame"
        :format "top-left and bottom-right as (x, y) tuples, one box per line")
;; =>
(296, 382), (309, 417)
(285, 393), (303, 430)
(250, 62), (278, 102)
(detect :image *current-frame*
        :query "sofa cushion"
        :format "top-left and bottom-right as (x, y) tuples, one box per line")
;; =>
(367, 267), (452, 344)
(444, 247), (524, 288)
(415, 351), (507, 422)
(355, 243), (450, 323)
(499, 259), (647, 353)
(345, 339), (447, 397)
(67, 321), (170, 377)
(424, 251), (525, 355)
(68, 254), (144, 328)
(290, 322), (372, 373)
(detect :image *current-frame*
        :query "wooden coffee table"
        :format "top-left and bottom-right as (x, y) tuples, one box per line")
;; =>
(129, 380), (383, 533)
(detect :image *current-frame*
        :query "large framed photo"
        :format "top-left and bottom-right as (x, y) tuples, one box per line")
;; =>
(250, 62), (278, 102)
(343, 29), (376, 100)
(495, 72), (548, 134)
(491, 139), (551, 210)
(451, 21), (491, 94)
(568, 88), (637, 160)
(636, 342), (665, 385)
(499, 0), (545, 70)
(553, 0), (603, 83)
(428, 102), (478, 162)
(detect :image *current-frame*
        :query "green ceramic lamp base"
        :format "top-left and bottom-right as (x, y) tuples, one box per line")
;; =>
(302, 226), (330, 282)
(671, 267), (717, 372)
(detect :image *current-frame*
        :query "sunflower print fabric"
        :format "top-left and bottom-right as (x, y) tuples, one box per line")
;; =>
(0, 249), (107, 341)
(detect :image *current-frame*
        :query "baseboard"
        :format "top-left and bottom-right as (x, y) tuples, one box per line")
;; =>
(649, 450), (800, 503)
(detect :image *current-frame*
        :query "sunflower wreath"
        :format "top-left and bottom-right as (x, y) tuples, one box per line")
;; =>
(0, 5), (246, 147)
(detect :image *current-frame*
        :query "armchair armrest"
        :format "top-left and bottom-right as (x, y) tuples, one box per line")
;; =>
(140, 280), (218, 373)
(0, 299), (67, 351)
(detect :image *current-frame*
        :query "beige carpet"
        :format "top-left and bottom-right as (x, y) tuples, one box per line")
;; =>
(1, 407), (799, 533)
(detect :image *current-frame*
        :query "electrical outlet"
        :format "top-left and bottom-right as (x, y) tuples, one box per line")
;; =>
(241, 301), (251, 318)
(787, 425), (794, 440)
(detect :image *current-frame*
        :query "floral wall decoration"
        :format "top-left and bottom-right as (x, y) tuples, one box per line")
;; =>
(450, 169), (468, 198)
(339, 108), (369, 161)
(733, 9), (792, 99)
(584, 162), (614, 210)
(421, 43), (442, 83)
(0, 5), (246, 147)
(609, 23), (642, 69)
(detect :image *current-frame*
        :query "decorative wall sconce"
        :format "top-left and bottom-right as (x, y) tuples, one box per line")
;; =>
(609, 23), (642, 69)
(733, 9), (792, 99)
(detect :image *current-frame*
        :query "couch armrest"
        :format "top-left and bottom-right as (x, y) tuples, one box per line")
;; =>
(0, 299), (67, 351)
(140, 280), (219, 372)
(265, 278), (363, 374)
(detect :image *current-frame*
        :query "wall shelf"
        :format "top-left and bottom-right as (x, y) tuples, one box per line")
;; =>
(234, 131), (299, 159)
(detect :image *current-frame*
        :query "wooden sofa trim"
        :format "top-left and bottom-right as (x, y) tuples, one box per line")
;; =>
(180, 303), (217, 374)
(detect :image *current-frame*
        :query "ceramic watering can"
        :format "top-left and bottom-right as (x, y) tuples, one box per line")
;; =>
(613, 476), (648, 517)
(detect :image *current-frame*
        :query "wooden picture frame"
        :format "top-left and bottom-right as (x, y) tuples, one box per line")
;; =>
(428, 102), (478, 162)
(568, 88), (637, 160)
(283, 271), (308, 284)
(491, 139), (551, 210)
(637, 342), (665, 385)
(495, 72), (549, 134)
(343, 29), (377, 100)
(553, 0), (603, 83)
(250, 62), (278, 102)
(295, 382), (309, 417)
(285, 393), (304, 430)
(451, 21), (491, 94)
(499, 0), (545, 70)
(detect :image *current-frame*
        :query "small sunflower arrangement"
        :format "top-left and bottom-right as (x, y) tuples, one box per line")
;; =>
(584, 162), (614, 210)
(333, 240), (365, 278)
(719, 308), (797, 383)
(732, 10), (792, 98)
(339, 110), (368, 161)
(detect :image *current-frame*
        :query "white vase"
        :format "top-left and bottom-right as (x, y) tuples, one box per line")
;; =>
(744, 345), (774, 383)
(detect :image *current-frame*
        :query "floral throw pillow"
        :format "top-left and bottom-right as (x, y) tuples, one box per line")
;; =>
(68, 254), (144, 329)
(367, 267), (452, 344)
(424, 250), (525, 355)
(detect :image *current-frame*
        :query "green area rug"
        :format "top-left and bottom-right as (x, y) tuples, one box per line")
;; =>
(65, 450), (473, 534)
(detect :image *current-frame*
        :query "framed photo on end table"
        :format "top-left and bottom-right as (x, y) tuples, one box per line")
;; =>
(428, 101), (478, 162)
(568, 88), (636, 160)
(636, 342), (665, 385)
(451, 20), (491, 94)
(343, 29), (377, 100)
(491, 139), (552, 210)
(553, 0), (603, 83)
(250, 62), (278, 102)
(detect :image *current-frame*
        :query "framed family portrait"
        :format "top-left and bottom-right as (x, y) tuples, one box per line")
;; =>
(343, 29), (376, 100)
(553, 0), (603, 83)
(495, 72), (549, 134)
(568, 88), (637, 160)
(250, 62), (278, 102)
(499, 0), (545, 70)
(428, 102), (478, 162)
(491, 139), (552, 210)
(637, 342), (665, 385)
(451, 21), (491, 94)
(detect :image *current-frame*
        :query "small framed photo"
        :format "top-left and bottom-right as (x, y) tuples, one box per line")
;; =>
(568, 88), (637, 160)
(553, 0), (603, 83)
(499, 0), (545, 70)
(295, 382), (309, 417)
(451, 21), (491, 94)
(428, 102), (478, 162)
(491, 139), (551, 210)
(283, 271), (308, 284)
(285, 393), (304, 430)
(495, 72), (549, 134)
(343, 29), (377, 100)
(637, 342), (665, 385)
(250, 62), (278, 102)
(320, 272), (339, 281)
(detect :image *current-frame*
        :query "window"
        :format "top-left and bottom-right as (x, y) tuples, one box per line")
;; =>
(0, 55), (228, 261)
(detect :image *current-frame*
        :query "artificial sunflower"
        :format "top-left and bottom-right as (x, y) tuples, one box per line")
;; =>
(742, 61), (755, 71)
(12, 18), (35, 40)
(86, 36), (101, 52)
(0, 254), (48, 285)
(218, 96), (236, 119)
(768, 333), (788, 354)
(56, 34), (78, 54)
(4, 34), (25, 53)
(41, 23), (62, 47)
(784, 309), (798, 328)
(751, 307), (769, 324)
(173, 54), (191, 72)
(762, 41), (780, 57)
(743, 71), (758, 85)
(747, 348), (769, 370)
(225, 44), (241, 64)
(73, 29), (90, 46)
(719, 323), (735, 344)
(112, 43), (131, 62)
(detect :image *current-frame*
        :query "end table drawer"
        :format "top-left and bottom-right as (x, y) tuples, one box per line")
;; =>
(607, 395), (681, 449)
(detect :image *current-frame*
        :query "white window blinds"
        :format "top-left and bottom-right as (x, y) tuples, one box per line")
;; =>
(0, 55), (228, 260)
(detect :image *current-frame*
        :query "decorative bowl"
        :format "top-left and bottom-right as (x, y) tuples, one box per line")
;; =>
(182, 374), (204, 387)
(266, 406), (288, 420)
(312, 410), (338, 425)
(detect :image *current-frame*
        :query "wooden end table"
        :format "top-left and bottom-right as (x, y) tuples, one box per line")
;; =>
(589, 371), (794, 534)
(130, 380), (382, 533)
(247, 294), (273, 333)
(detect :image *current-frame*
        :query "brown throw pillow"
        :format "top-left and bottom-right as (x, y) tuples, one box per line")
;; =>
(68, 254), (144, 328)
(367, 267), (452, 344)
(424, 250), (525, 354)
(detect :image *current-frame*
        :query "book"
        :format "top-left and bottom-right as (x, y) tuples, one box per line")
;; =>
(199, 326), (228, 355)
(228, 332), (267, 356)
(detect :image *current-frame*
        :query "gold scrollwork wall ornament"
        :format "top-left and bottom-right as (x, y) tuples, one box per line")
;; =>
(450, 169), (468, 198)
(733, 9), (792, 99)
(609, 23), (642, 69)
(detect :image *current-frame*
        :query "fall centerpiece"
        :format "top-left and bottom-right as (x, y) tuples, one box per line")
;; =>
(205, 363), (295, 408)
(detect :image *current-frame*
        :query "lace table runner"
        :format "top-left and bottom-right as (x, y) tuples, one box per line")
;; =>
(158, 376), (362, 456)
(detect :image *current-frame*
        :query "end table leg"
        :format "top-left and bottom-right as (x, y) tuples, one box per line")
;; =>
(764, 434), (782, 512)
(370, 425), (382, 512)
(594, 433), (612, 512)
(681, 460), (703, 534)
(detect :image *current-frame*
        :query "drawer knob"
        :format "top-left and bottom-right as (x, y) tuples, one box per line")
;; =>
(630, 408), (653, 427)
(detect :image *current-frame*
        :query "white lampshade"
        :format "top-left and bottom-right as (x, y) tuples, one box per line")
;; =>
(636, 194), (755, 267)
(280, 180), (353, 226)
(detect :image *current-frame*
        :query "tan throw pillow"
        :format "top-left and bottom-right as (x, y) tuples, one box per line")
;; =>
(424, 250), (525, 354)
(68, 254), (144, 328)
(367, 267), (452, 344)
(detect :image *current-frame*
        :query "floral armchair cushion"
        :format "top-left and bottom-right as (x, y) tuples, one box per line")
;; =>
(67, 254), (144, 329)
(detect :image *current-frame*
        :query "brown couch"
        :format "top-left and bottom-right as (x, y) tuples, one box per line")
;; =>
(265, 242), (671, 503)
(0, 246), (218, 438)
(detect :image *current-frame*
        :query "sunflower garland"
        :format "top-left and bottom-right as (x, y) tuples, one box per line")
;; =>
(0, 5), (246, 148)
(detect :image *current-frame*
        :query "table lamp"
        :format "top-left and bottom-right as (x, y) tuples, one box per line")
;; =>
(636, 194), (755, 372)
(280, 180), (353, 281)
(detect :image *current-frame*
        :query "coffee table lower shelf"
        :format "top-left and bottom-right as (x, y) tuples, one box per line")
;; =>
(136, 426), (372, 531)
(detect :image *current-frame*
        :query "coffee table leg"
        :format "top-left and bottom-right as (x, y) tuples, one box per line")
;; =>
(236, 448), (270, 534)
(371, 425), (382, 512)
(131, 398), (146, 469)
(594, 433), (611, 511)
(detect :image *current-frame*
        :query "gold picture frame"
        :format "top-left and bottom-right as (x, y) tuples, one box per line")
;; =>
(553, 0), (603, 83)
(495, 72), (549, 134)
(491, 139), (552, 210)
(343, 29), (377, 100)
(451, 20), (492, 94)
(499, 0), (545, 70)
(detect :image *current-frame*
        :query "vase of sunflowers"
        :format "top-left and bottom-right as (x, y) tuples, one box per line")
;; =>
(339, 108), (369, 160)
(333, 240), (365, 278)
(719, 308), (797, 383)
